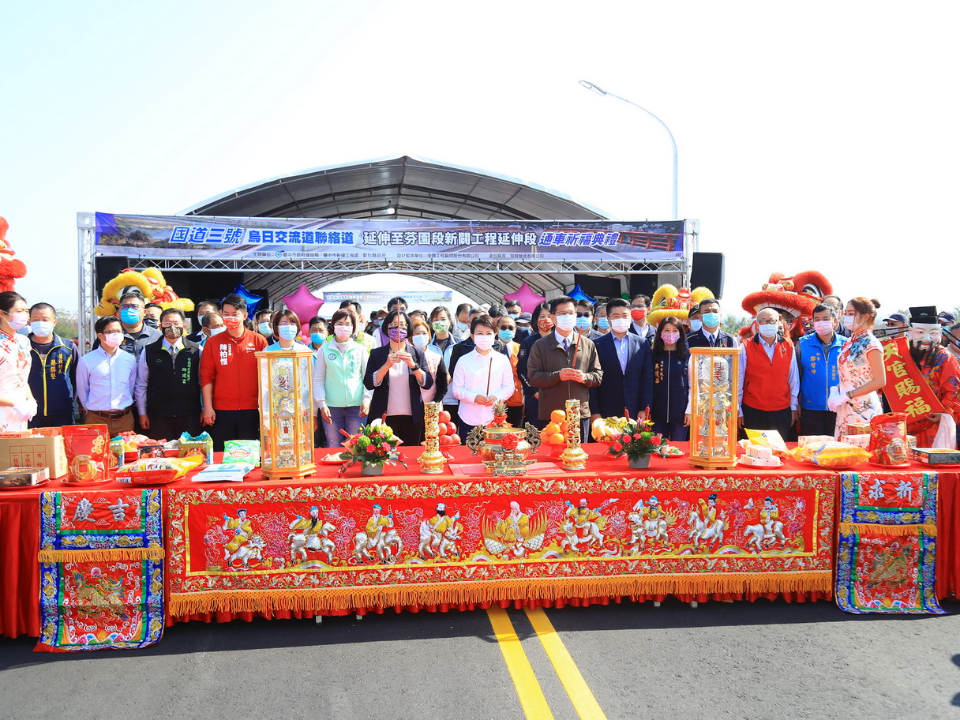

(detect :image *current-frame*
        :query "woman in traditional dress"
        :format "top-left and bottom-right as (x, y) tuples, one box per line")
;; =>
(832, 297), (886, 437)
(0, 291), (36, 432)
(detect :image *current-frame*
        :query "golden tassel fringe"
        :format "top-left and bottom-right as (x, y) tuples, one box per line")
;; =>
(839, 523), (937, 537)
(169, 572), (832, 616)
(38, 547), (165, 563)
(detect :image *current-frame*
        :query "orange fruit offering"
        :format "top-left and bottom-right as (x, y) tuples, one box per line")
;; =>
(550, 410), (566, 424)
(548, 433), (564, 445)
(543, 422), (561, 435)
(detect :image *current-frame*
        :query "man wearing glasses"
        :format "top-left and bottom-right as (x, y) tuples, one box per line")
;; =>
(738, 306), (799, 440)
(575, 299), (604, 341)
(116, 291), (161, 358)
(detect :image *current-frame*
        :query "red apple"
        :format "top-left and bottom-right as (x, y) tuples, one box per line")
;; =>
(439, 410), (452, 424)
(449, 433), (461, 445)
(437, 423), (449, 436)
(439, 435), (453, 446)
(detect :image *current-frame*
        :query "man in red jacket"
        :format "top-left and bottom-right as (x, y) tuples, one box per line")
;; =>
(199, 293), (267, 451)
(737, 307), (799, 440)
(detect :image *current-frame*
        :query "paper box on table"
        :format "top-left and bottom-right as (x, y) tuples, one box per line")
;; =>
(0, 436), (68, 478)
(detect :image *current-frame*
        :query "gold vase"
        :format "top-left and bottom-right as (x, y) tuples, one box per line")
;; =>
(559, 399), (588, 471)
(418, 402), (446, 474)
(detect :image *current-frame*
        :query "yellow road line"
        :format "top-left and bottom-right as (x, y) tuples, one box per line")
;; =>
(486, 607), (554, 719)
(524, 607), (606, 720)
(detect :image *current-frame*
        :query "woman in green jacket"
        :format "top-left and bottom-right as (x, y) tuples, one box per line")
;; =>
(313, 309), (371, 447)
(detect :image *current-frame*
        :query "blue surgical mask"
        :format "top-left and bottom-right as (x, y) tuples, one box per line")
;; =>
(31, 320), (54, 337)
(508, 313), (520, 319)
(597, 317), (611, 330)
(701, 312), (721, 328)
(456, 320), (469, 332)
(575, 317), (592, 331)
(278, 325), (299, 341)
(498, 329), (516, 342)
(690, 319), (702, 332)
(311, 332), (326, 346)
(258, 322), (273, 336)
(120, 308), (141, 325)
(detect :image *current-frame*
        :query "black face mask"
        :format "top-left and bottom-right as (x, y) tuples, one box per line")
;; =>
(144, 318), (159, 329)
(163, 326), (184, 340)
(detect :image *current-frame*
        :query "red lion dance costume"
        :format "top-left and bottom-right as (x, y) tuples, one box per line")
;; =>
(740, 271), (834, 342)
(0, 217), (27, 292)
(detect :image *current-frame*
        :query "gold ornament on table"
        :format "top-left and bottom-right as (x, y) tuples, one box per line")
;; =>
(418, 402), (446, 474)
(465, 401), (542, 476)
(688, 347), (739, 469)
(558, 399), (588, 471)
(256, 349), (316, 480)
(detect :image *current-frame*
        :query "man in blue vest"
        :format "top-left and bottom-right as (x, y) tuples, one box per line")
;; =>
(797, 303), (845, 436)
(27, 302), (78, 428)
(134, 308), (203, 441)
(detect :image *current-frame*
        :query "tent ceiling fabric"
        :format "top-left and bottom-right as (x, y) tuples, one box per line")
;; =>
(188, 155), (605, 305)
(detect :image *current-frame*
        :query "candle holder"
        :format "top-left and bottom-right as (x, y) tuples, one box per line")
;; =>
(559, 399), (588, 471)
(418, 402), (447, 474)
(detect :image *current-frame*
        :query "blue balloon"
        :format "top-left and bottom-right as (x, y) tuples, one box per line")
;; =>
(568, 283), (596, 304)
(229, 284), (263, 316)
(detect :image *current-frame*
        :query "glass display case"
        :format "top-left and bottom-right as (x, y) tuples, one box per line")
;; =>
(689, 347), (739, 469)
(256, 350), (316, 480)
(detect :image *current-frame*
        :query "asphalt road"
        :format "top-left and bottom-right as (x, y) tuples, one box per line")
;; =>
(1, 598), (959, 719)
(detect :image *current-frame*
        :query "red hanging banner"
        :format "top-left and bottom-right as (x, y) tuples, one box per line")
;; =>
(881, 337), (945, 418)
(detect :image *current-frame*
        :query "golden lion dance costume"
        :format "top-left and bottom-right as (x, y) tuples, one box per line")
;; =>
(95, 267), (194, 317)
(647, 284), (715, 328)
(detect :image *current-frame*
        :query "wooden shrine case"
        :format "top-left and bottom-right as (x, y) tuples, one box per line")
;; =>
(688, 347), (740, 470)
(256, 350), (316, 480)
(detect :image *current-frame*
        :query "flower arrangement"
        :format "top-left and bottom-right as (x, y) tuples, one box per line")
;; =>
(606, 419), (664, 460)
(338, 418), (407, 475)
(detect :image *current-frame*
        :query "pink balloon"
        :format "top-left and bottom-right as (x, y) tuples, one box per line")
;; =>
(503, 282), (546, 313)
(282, 283), (324, 329)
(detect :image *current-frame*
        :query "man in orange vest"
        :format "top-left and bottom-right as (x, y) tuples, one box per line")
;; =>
(738, 307), (799, 439)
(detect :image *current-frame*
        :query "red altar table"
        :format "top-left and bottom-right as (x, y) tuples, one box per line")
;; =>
(2, 445), (957, 639)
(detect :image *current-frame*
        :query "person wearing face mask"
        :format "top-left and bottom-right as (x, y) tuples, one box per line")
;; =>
(451, 315), (517, 438)
(575, 300), (604, 341)
(134, 308), (203, 440)
(687, 298), (737, 349)
(594, 301), (611, 336)
(517, 302), (555, 429)
(307, 316), (328, 351)
(27, 302), (78, 428)
(687, 305), (703, 336)
(505, 300), (522, 320)
(737, 307), (800, 440)
(265, 309), (311, 351)
(590, 298), (653, 427)
(454, 302), (473, 341)
(314, 309), (372, 448)
(199, 293), (268, 451)
(76, 316), (138, 436)
(426, 306), (460, 425)
(114, 290), (161, 358)
(628, 294), (657, 342)
(822, 295), (849, 337)
(199, 311), (226, 346)
(143, 303), (163, 330)
(373, 297), (409, 348)
(0, 291), (37, 431)
(650, 316), (690, 441)
(255, 310), (276, 344)
(496, 315), (525, 427)
(514, 312), (533, 343)
(410, 319), (448, 407)
(364, 308), (433, 447)
(831, 297), (887, 438)
(187, 299), (219, 343)
(795, 304), (846, 436)
(527, 296), (603, 441)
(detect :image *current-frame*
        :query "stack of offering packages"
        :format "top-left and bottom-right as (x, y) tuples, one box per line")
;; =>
(743, 429), (790, 458)
(911, 448), (960, 465)
(739, 443), (782, 467)
(178, 432), (214, 466)
(790, 441), (870, 469)
(192, 464), (256, 483)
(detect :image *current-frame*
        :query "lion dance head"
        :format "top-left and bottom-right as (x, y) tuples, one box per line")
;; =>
(0, 217), (27, 293)
(95, 266), (195, 317)
(740, 270), (834, 341)
(648, 284), (716, 328)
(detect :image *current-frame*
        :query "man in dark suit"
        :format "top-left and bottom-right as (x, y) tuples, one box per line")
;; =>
(590, 299), (654, 423)
(686, 298), (738, 348)
(628, 293), (657, 341)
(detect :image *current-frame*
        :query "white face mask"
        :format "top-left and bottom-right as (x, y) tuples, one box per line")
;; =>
(208, 326), (226, 337)
(758, 323), (779, 338)
(842, 315), (856, 330)
(334, 325), (353, 341)
(813, 320), (833, 336)
(5, 311), (28, 331)
(554, 314), (576, 331)
(610, 317), (632, 333)
(411, 334), (429, 349)
(473, 334), (495, 350)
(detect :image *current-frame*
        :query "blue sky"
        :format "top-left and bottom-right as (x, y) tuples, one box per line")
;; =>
(2, 1), (957, 316)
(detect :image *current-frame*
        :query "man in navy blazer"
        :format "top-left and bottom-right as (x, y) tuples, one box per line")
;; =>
(686, 297), (738, 348)
(590, 299), (654, 422)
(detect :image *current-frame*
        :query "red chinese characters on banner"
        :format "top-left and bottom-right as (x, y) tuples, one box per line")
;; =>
(881, 337), (945, 418)
(857, 473), (922, 509)
(58, 491), (144, 532)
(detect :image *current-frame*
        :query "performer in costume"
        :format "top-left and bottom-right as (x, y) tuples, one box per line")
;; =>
(222, 508), (253, 557)
(904, 307), (960, 448)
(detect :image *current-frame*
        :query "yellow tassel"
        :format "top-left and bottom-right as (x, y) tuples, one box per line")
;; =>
(38, 547), (165, 563)
(839, 523), (937, 537)
(169, 572), (833, 616)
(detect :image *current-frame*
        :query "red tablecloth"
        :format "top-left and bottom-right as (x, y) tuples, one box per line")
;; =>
(2, 445), (957, 638)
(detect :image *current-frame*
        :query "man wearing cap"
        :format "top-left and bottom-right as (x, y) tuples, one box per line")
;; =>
(902, 307), (960, 448)
(885, 313), (909, 330)
(515, 312), (532, 343)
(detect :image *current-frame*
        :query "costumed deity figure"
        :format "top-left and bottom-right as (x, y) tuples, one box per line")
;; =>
(648, 284), (716, 330)
(903, 307), (960, 448)
(560, 498), (605, 553)
(0, 217), (27, 293)
(288, 505), (336, 563)
(740, 270), (834, 342)
(688, 493), (727, 551)
(222, 508), (253, 560)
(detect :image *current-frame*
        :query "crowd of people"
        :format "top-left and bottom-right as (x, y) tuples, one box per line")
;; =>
(1, 286), (958, 453)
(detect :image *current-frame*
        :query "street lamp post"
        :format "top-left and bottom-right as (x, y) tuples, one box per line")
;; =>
(579, 80), (678, 220)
